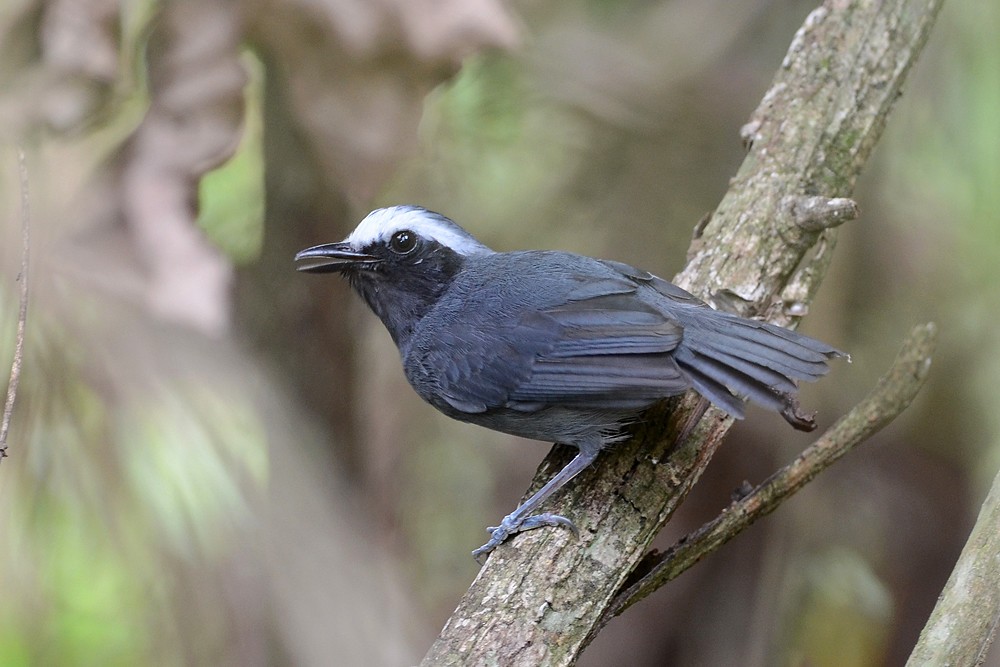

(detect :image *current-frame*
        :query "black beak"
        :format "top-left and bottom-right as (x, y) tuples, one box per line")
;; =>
(294, 242), (381, 273)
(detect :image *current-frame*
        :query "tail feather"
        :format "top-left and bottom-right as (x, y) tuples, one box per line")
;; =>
(698, 319), (835, 362)
(686, 331), (830, 381)
(674, 348), (789, 412)
(676, 357), (748, 419)
(673, 311), (844, 430)
(683, 345), (798, 395)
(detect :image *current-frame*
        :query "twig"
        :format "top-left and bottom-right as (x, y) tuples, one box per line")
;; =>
(588, 322), (938, 639)
(0, 147), (31, 463)
(785, 196), (860, 233)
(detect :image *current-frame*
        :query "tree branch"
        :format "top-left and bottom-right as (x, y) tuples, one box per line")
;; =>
(588, 322), (937, 642)
(0, 146), (31, 464)
(906, 458), (1000, 665)
(421, 1), (944, 664)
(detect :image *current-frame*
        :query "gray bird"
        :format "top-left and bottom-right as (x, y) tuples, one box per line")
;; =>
(296, 205), (844, 559)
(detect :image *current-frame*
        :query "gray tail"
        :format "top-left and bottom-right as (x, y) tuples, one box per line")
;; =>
(671, 311), (845, 431)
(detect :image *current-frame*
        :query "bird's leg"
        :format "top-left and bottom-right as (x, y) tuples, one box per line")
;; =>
(473, 448), (600, 563)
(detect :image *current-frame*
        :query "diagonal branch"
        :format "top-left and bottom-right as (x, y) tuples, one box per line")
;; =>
(906, 445), (1000, 665)
(1, 146), (31, 463)
(421, 1), (944, 664)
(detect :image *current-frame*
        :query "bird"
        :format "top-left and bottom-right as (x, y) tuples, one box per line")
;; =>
(295, 205), (845, 560)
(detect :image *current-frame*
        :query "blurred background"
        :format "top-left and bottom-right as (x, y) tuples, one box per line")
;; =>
(0, 0), (997, 665)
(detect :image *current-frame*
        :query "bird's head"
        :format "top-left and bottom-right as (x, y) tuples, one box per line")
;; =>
(295, 206), (494, 346)
(295, 205), (491, 274)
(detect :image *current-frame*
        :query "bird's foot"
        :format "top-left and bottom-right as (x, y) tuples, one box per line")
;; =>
(472, 512), (578, 564)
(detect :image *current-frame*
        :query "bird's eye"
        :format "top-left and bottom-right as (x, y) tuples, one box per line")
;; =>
(389, 230), (418, 254)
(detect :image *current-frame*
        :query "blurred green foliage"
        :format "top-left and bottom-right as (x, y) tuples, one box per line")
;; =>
(783, 548), (894, 667)
(0, 314), (267, 664)
(197, 51), (265, 265)
(882, 0), (1000, 491)
(404, 54), (597, 250)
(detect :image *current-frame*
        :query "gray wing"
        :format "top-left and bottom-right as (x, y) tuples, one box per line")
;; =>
(504, 292), (687, 409)
(406, 266), (689, 415)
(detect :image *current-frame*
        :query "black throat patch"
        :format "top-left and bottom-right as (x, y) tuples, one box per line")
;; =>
(347, 240), (466, 349)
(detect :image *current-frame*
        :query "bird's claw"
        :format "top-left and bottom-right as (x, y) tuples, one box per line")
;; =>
(520, 512), (579, 535)
(471, 512), (578, 564)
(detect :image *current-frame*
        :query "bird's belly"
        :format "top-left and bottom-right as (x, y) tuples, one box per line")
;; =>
(448, 404), (637, 453)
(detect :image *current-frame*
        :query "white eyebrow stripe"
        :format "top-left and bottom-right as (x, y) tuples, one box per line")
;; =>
(346, 206), (493, 257)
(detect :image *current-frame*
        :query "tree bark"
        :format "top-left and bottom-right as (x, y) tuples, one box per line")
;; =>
(421, 1), (945, 664)
(906, 467), (1000, 666)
